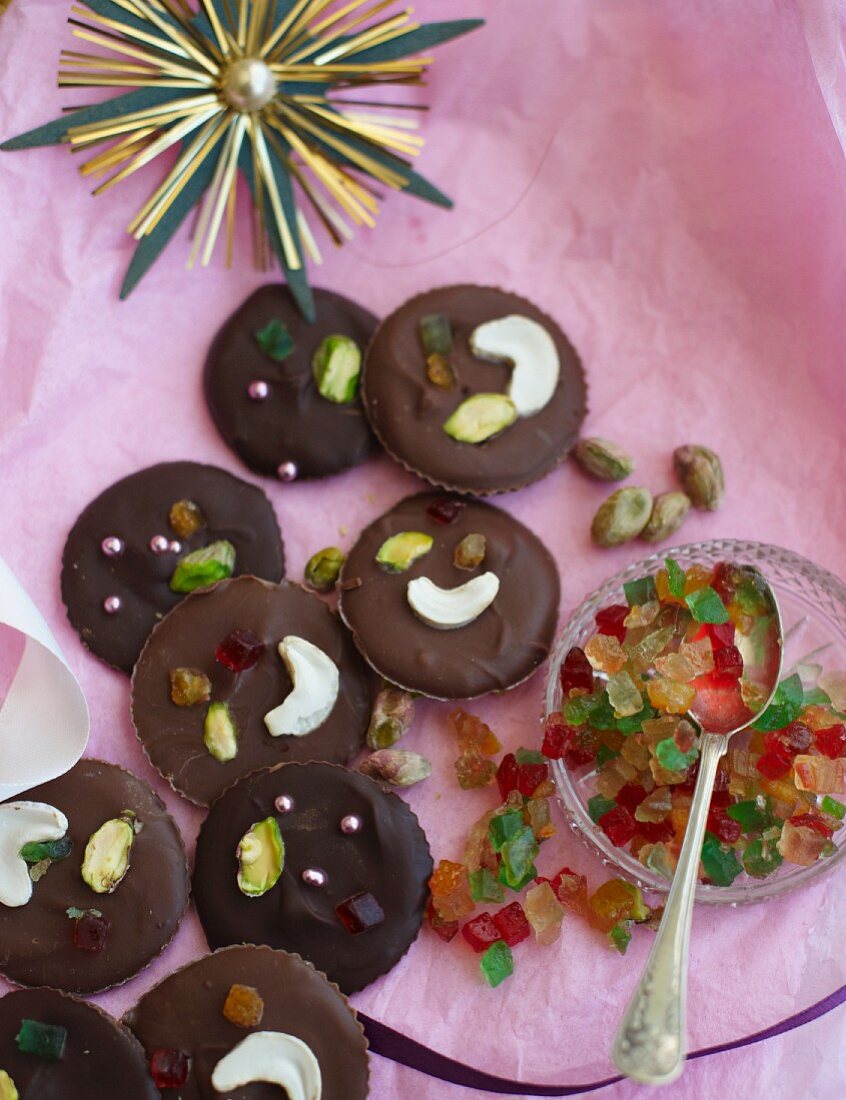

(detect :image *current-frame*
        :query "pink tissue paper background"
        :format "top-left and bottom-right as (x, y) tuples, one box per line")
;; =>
(2, 0), (846, 1096)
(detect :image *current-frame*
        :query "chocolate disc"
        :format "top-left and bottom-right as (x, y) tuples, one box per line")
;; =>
(0, 988), (158, 1099)
(131, 576), (372, 806)
(338, 491), (560, 699)
(61, 461), (285, 674)
(124, 946), (369, 1100)
(362, 284), (587, 494)
(193, 763), (433, 994)
(204, 285), (379, 481)
(0, 760), (189, 994)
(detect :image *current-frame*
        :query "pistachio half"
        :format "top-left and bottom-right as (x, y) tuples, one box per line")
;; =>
(237, 817), (285, 897)
(443, 393), (517, 444)
(304, 546), (346, 591)
(170, 540), (235, 593)
(375, 531), (433, 573)
(312, 335), (361, 404)
(0, 1070), (18, 1100)
(81, 812), (136, 894)
(204, 701), (238, 762)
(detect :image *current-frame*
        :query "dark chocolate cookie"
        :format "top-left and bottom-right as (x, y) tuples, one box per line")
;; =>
(61, 461), (285, 674)
(0, 988), (158, 1099)
(338, 491), (560, 699)
(125, 946), (369, 1100)
(0, 760), (189, 994)
(131, 576), (372, 806)
(204, 285), (378, 481)
(193, 763), (432, 994)
(362, 284), (587, 494)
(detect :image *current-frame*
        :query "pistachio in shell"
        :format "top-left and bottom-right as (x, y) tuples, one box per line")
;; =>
(591, 487), (653, 547)
(442, 393), (517, 444)
(673, 444), (724, 511)
(237, 817), (285, 897)
(572, 437), (635, 481)
(375, 531), (433, 573)
(641, 491), (692, 544)
(359, 749), (432, 788)
(367, 684), (416, 750)
(81, 812), (136, 894)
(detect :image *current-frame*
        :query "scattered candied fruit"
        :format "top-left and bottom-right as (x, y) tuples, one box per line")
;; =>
(150, 1049), (191, 1090)
(222, 983), (265, 1028)
(169, 498), (205, 538)
(541, 714), (574, 759)
(480, 940), (513, 987)
(169, 667), (211, 707)
(429, 860), (474, 923)
(524, 881), (565, 946)
(594, 604), (629, 642)
(427, 899), (459, 943)
(462, 911), (501, 953)
(455, 751), (497, 790)
(598, 805), (638, 847)
(584, 633), (626, 674)
(215, 628), (266, 672)
(492, 901), (531, 946)
(647, 677), (695, 715)
(448, 709), (501, 755)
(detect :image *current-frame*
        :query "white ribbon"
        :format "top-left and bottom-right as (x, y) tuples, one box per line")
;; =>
(0, 554), (89, 800)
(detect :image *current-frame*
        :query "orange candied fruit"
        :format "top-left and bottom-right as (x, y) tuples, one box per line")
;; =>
(646, 677), (695, 715)
(655, 568), (686, 606)
(222, 983), (264, 1028)
(584, 634), (627, 674)
(683, 563), (713, 596)
(448, 709), (502, 756)
(428, 860), (474, 923)
(587, 879), (637, 933)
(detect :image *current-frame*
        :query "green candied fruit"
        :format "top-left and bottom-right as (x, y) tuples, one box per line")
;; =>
(418, 313), (453, 357)
(514, 748), (546, 765)
(655, 737), (698, 773)
(15, 1020), (67, 1061)
(587, 691), (617, 731)
(237, 817), (285, 897)
(469, 867), (505, 904)
(623, 575), (657, 607)
(563, 692), (601, 726)
(0, 1070), (18, 1100)
(752, 673), (804, 732)
(608, 921), (633, 954)
(498, 826), (538, 890)
(664, 557), (686, 598)
(443, 393), (517, 444)
(480, 940), (513, 988)
(594, 743), (619, 767)
(255, 318), (294, 361)
(375, 531), (433, 574)
(170, 540), (235, 594)
(684, 586), (730, 624)
(804, 686), (832, 707)
(616, 701), (658, 736)
(19, 836), (72, 864)
(741, 838), (783, 879)
(701, 831), (742, 887)
(488, 809), (524, 852)
(821, 795), (846, 821)
(588, 795), (617, 823)
(725, 798), (771, 833)
(204, 701), (238, 762)
(312, 335), (362, 404)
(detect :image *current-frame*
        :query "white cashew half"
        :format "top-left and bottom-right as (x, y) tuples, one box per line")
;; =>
(470, 314), (560, 416)
(407, 573), (500, 630)
(211, 1031), (322, 1099)
(0, 802), (68, 907)
(264, 636), (339, 737)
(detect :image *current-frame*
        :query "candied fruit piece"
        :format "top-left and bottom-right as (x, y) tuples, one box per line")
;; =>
(815, 724), (846, 759)
(755, 745), (792, 780)
(742, 838), (783, 878)
(448, 709), (501, 755)
(821, 795), (846, 821)
(624, 600), (660, 629)
(150, 1049), (191, 1089)
(462, 912), (501, 953)
(426, 498), (466, 524)
(463, 810), (497, 873)
(609, 922), (633, 954)
(524, 882), (565, 946)
(588, 794), (617, 823)
(635, 786), (671, 823)
(492, 901), (531, 946)
(655, 737), (698, 773)
(0, 1072), (17, 1100)
(725, 799), (771, 832)
(526, 796), (555, 840)
(336, 892), (385, 934)
(541, 714), (574, 759)
(620, 733), (651, 771)
(215, 628), (266, 672)
(678, 637), (715, 675)
(777, 819), (828, 865)
(222, 983), (264, 1028)
(552, 869), (589, 915)
(637, 820), (675, 843)
(615, 783), (648, 815)
(700, 832), (742, 886)
(559, 646), (595, 697)
(427, 352), (457, 389)
(495, 753), (520, 799)
(489, 809), (524, 851)
(607, 671), (644, 718)
(517, 761), (549, 797)
(169, 667), (211, 707)
(598, 805), (638, 847)
(585, 634), (626, 674)
(627, 627), (675, 674)
(587, 878), (640, 933)
(469, 867), (505, 903)
(72, 911), (109, 953)
(683, 563), (713, 595)
(781, 721), (813, 754)
(713, 645), (743, 681)
(706, 806), (742, 844)
(595, 755), (638, 799)
(685, 587), (730, 628)
(169, 498), (205, 538)
(499, 826), (538, 889)
(427, 899), (459, 942)
(480, 940), (513, 987)
(624, 576), (657, 606)
(429, 860), (474, 922)
(15, 1020), (67, 1061)
(454, 751), (497, 790)
(454, 533), (486, 570)
(794, 755), (846, 795)
(647, 677), (695, 715)
(654, 651), (696, 682)
(595, 604), (629, 642)
(790, 812), (833, 838)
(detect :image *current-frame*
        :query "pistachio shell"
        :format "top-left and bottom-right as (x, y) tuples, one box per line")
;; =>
(591, 487), (653, 547)
(641, 491), (692, 543)
(572, 437), (635, 481)
(442, 393), (517, 444)
(359, 749), (432, 787)
(673, 445), (724, 511)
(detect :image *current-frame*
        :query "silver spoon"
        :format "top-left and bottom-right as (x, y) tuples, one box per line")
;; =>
(612, 564), (784, 1085)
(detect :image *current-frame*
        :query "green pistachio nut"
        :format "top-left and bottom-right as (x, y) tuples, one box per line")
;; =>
(443, 393), (517, 444)
(237, 817), (285, 897)
(590, 487), (653, 547)
(304, 546), (346, 591)
(204, 701), (238, 762)
(312, 335), (362, 404)
(673, 444), (724, 511)
(359, 749), (432, 787)
(641, 491), (692, 544)
(375, 531), (433, 573)
(0, 1070), (18, 1099)
(170, 540), (235, 593)
(81, 813), (136, 894)
(572, 437), (635, 481)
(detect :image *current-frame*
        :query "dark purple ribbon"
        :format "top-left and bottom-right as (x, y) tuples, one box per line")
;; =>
(359, 980), (846, 1095)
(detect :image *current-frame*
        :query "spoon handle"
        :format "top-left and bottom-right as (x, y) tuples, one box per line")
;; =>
(611, 731), (727, 1085)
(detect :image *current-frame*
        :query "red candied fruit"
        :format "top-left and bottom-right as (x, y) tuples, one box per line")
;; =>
(693, 621), (736, 650)
(462, 912), (501, 953)
(755, 745), (792, 780)
(563, 728), (597, 769)
(711, 561), (734, 601)
(496, 753), (520, 800)
(427, 900), (459, 943)
(712, 645), (743, 681)
(790, 813), (833, 839)
(150, 1048), (191, 1089)
(426, 498), (466, 524)
(594, 605), (629, 643)
(72, 912), (109, 953)
(215, 628), (265, 672)
(615, 784), (648, 816)
(598, 805), (638, 847)
(637, 820), (675, 844)
(336, 892), (385, 934)
(764, 724), (812, 758)
(815, 724), (846, 759)
(559, 647), (594, 697)
(517, 762), (549, 798)
(541, 714), (574, 759)
(706, 807), (742, 844)
(492, 901), (531, 947)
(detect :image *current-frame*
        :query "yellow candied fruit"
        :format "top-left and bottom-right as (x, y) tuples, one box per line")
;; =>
(654, 652), (696, 682)
(624, 601), (661, 629)
(649, 756), (687, 786)
(620, 734), (651, 771)
(748, 730), (767, 755)
(757, 777), (806, 814)
(169, 498), (205, 539)
(587, 878), (637, 933)
(647, 677), (696, 715)
(584, 633), (627, 674)
(655, 568), (685, 606)
(222, 983), (265, 1028)
(801, 705), (838, 731)
(669, 805), (690, 838)
(683, 563), (713, 596)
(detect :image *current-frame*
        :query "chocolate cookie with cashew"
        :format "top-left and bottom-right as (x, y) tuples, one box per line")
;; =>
(61, 461), (285, 674)
(338, 491), (560, 699)
(193, 763), (432, 994)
